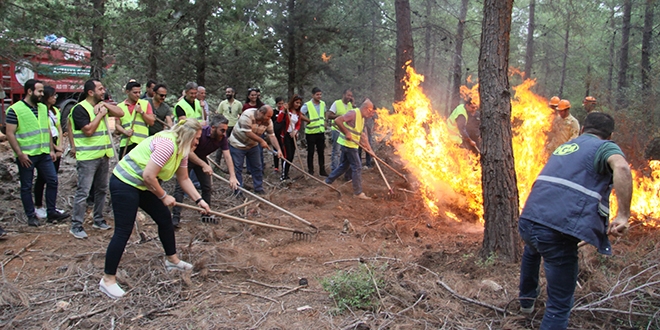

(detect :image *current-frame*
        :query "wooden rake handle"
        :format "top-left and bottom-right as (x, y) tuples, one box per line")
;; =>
(266, 149), (341, 196)
(176, 202), (302, 233)
(357, 142), (408, 182)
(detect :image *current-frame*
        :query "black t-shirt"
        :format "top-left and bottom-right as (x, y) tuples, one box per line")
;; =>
(72, 104), (92, 130)
(175, 98), (196, 119)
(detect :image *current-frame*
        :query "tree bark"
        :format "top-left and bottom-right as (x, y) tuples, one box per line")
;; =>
(89, 0), (105, 80)
(286, 0), (297, 98)
(395, 0), (414, 102)
(194, 2), (209, 86)
(558, 10), (570, 97)
(641, 0), (655, 93)
(607, 5), (616, 104)
(523, 0), (535, 80)
(451, 0), (469, 110)
(478, 0), (520, 262)
(617, 0), (632, 108)
(423, 0), (433, 76)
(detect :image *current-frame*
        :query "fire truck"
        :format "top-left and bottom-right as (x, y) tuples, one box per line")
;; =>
(1, 39), (92, 132)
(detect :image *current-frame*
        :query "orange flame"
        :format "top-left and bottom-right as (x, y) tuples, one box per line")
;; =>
(321, 53), (332, 62)
(377, 64), (660, 227)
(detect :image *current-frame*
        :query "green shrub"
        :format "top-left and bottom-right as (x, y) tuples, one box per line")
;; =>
(320, 264), (383, 313)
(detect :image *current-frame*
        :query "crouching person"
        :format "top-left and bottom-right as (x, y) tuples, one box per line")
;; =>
(100, 119), (210, 299)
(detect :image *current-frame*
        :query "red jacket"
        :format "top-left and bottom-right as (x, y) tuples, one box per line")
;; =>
(276, 110), (302, 138)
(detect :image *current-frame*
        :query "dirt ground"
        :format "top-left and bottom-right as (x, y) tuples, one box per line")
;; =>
(0, 139), (658, 330)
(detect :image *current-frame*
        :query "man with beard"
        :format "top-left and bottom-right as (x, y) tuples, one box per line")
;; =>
(5, 79), (70, 227)
(69, 79), (124, 238)
(217, 87), (242, 137)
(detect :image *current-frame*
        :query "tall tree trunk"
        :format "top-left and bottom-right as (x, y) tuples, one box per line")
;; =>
(607, 5), (616, 104)
(478, 0), (520, 262)
(145, 0), (159, 81)
(90, 0), (105, 79)
(617, 0), (632, 108)
(558, 11), (570, 97)
(395, 0), (414, 102)
(195, 2), (209, 86)
(286, 0), (297, 98)
(451, 0), (469, 110)
(523, 0), (535, 80)
(423, 0), (433, 76)
(371, 3), (377, 97)
(641, 0), (655, 93)
(585, 64), (591, 96)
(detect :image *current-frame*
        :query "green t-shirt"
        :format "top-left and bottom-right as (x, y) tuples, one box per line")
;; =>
(587, 134), (625, 175)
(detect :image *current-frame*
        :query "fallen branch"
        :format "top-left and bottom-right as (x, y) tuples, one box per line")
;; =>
(218, 290), (279, 303)
(131, 301), (181, 321)
(396, 293), (425, 316)
(2, 235), (39, 267)
(274, 285), (306, 298)
(572, 306), (654, 317)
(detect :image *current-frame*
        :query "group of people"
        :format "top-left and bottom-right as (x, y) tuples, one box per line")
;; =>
(0, 77), (378, 298)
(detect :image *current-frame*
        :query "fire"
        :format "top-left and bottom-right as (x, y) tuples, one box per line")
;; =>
(377, 64), (660, 227)
(321, 53), (332, 62)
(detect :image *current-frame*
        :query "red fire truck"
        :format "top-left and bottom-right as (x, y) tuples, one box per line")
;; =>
(1, 39), (92, 132)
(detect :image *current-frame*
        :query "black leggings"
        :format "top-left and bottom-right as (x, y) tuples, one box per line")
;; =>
(306, 132), (325, 174)
(104, 175), (177, 275)
(281, 133), (296, 178)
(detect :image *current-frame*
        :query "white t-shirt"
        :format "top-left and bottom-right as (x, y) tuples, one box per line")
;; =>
(287, 113), (299, 133)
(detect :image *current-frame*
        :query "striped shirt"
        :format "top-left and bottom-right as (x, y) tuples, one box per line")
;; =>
(150, 136), (188, 168)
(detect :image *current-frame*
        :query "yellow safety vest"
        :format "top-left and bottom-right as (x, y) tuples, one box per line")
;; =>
(447, 104), (468, 144)
(304, 100), (326, 134)
(113, 132), (182, 190)
(118, 99), (150, 147)
(337, 109), (364, 149)
(69, 100), (114, 161)
(10, 101), (51, 156)
(175, 98), (203, 122)
(331, 100), (352, 132)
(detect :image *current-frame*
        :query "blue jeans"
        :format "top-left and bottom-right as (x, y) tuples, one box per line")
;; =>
(230, 144), (264, 193)
(326, 146), (362, 195)
(519, 218), (580, 330)
(17, 153), (58, 217)
(330, 130), (341, 172)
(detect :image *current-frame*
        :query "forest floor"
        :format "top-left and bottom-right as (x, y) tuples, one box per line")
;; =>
(0, 139), (658, 330)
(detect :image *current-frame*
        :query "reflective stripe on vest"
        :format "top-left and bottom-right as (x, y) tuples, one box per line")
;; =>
(118, 99), (150, 147)
(331, 100), (352, 131)
(175, 98), (203, 122)
(70, 100), (115, 161)
(536, 175), (610, 217)
(304, 100), (326, 134)
(337, 109), (364, 149)
(112, 132), (181, 190)
(10, 101), (51, 156)
(447, 104), (467, 144)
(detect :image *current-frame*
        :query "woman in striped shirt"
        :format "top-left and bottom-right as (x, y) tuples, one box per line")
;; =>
(100, 119), (210, 299)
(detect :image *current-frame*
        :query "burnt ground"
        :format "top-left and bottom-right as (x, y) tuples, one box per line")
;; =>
(0, 139), (659, 330)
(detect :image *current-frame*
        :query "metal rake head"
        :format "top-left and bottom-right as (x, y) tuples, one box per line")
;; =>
(292, 231), (313, 242)
(201, 215), (218, 224)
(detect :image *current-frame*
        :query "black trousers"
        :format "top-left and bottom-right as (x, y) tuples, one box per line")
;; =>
(305, 132), (326, 174)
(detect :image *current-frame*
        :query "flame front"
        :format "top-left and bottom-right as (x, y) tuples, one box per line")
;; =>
(377, 65), (659, 226)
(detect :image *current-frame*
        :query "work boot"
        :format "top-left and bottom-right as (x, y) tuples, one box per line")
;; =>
(319, 170), (329, 177)
(27, 215), (41, 227)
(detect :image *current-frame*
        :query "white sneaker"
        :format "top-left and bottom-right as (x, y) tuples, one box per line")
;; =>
(99, 278), (125, 299)
(165, 259), (193, 271)
(35, 207), (47, 219)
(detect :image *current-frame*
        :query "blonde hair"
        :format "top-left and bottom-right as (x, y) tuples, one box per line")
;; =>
(169, 119), (202, 156)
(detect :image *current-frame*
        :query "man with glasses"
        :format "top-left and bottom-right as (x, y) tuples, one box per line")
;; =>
(170, 115), (239, 227)
(149, 84), (173, 136)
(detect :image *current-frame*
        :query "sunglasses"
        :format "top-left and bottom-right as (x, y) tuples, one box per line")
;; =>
(158, 94), (167, 98)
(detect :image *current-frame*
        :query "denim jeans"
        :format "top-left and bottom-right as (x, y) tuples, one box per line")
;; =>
(230, 144), (264, 193)
(17, 153), (58, 217)
(358, 125), (374, 167)
(519, 218), (580, 330)
(105, 175), (176, 275)
(72, 157), (109, 228)
(326, 146), (362, 195)
(172, 163), (212, 220)
(330, 130), (341, 172)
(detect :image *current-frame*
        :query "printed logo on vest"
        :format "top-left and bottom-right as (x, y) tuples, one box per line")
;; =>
(553, 143), (579, 156)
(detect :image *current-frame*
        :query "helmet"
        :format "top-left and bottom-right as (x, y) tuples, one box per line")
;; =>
(557, 99), (571, 111)
(583, 96), (596, 104)
(549, 96), (560, 107)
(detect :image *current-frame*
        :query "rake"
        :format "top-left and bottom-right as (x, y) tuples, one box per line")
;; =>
(265, 149), (341, 196)
(358, 141), (408, 182)
(206, 156), (319, 233)
(176, 202), (313, 241)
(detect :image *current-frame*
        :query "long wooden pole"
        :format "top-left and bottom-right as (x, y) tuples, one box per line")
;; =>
(358, 142), (408, 182)
(268, 150), (341, 196)
(206, 156), (319, 231)
(176, 202), (303, 233)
